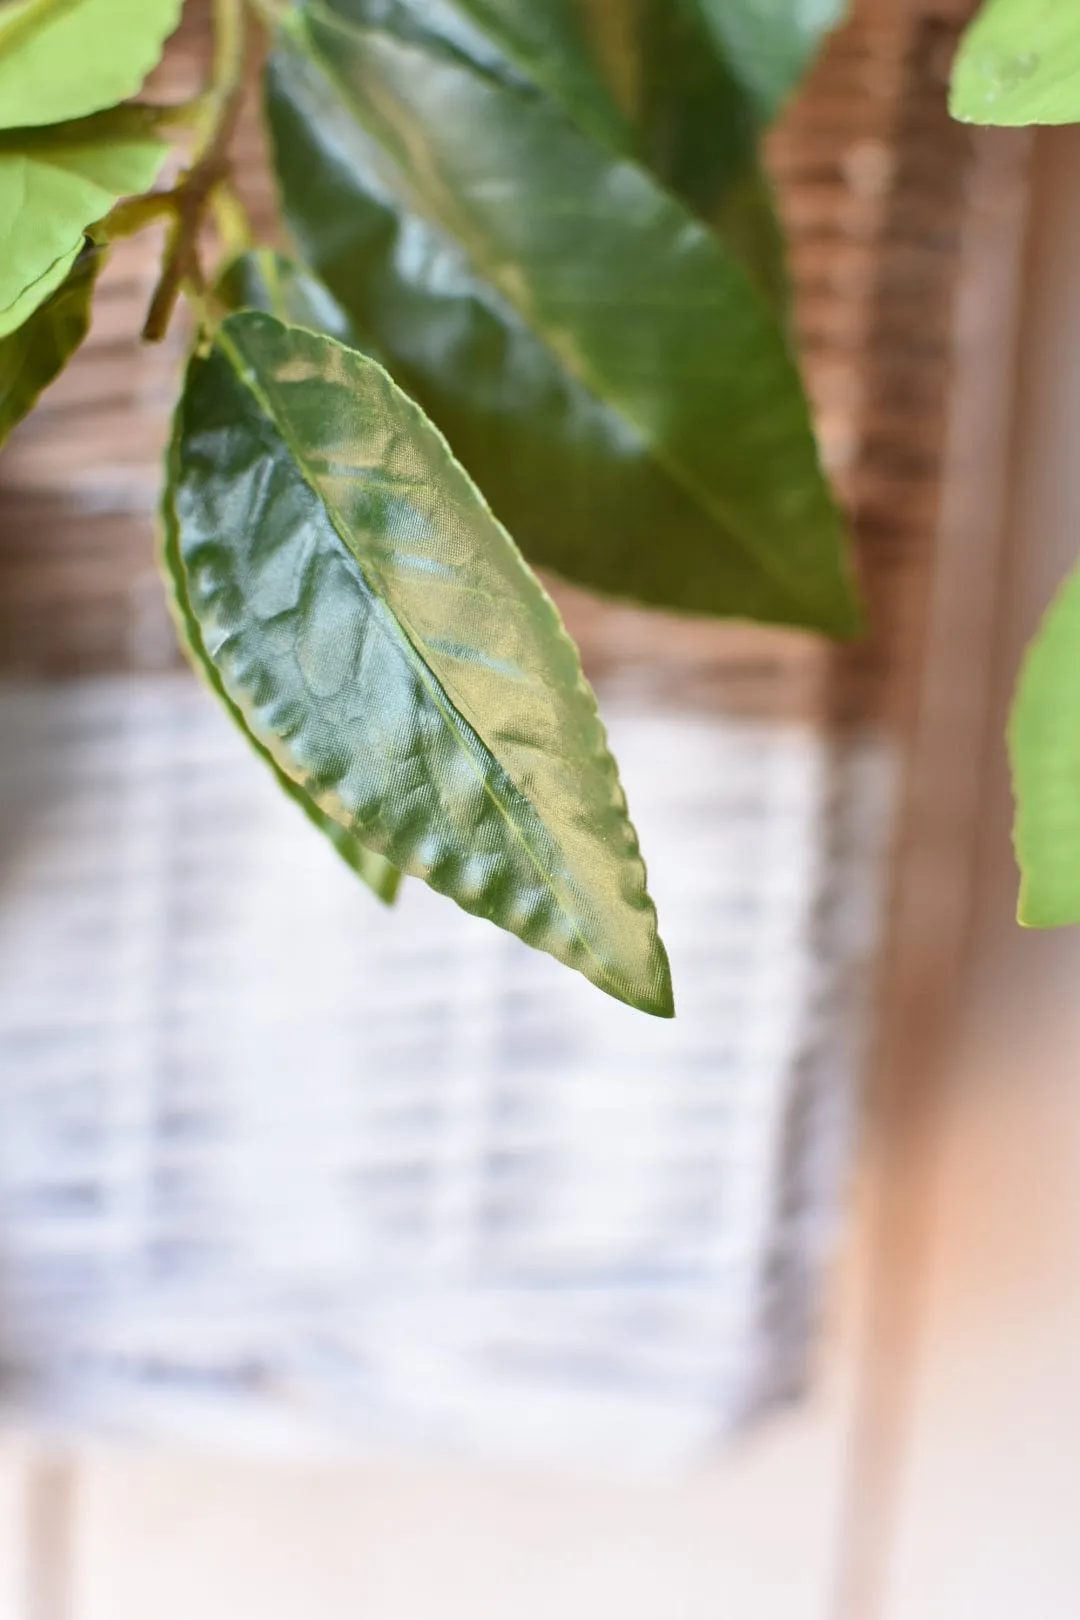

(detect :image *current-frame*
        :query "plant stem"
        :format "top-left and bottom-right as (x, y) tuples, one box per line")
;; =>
(244, 0), (293, 36)
(143, 0), (248, 343)
(212, 184), (257, 259)
(89, 190), (180, 246)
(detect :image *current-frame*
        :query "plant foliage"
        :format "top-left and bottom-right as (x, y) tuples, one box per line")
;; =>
(0, 0), (855, 1013)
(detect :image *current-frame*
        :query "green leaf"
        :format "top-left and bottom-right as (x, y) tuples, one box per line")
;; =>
(0, 0), (183, 129)
(168, 310), (673, 1013)
(216, 246), (375, 353)
(189, 247), (402, 905)
(1009, 559), (1080, 928)
(601, 0), (789, 312)
(950, 0), (1080, 126)
(265, 1), (859, 635)
(0, 240), (101, 447)
(692, 0), (848, 122)
(355, 0), (783, 290)
(163, 466), (403, 907)
(0, 111), (166, 337)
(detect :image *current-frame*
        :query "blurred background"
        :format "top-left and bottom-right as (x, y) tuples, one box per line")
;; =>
(3, 0), (1080, 1616)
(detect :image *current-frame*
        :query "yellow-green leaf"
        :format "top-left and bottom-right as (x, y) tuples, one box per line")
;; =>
(0, 112), (166, 337)
(1010, 558), (1080, 928)
(0, 241), (102, 447)
(169, 310), (673, 1013)
(951, 0), (1080, 127)
(0, 0), (183, 129)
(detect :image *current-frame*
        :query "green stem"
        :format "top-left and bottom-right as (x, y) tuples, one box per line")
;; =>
(245, 0), (293, 35)
(90, 189), (179, 246)
(212, 184), (257, 260)
(180, 274), (224, 337)
(203, 0), (247, 151)
(143, 0), (248, 342)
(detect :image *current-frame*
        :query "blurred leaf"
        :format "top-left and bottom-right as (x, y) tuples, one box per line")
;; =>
(266, 1), (859, 635)
(608, 0), (789, 311)
(180, 248), (402, 905)
(354, 0), (784, 294)
(692, 0), (847, 121)
(1010, 559), (1080, 928)
(217, 246), (374, 353)
(950, 0), (1080, 126)
(168, 311), (672, 1011)
(0, 243), (102, 448)
(0, 112), (166, 337)
(0, 0), (183, 129)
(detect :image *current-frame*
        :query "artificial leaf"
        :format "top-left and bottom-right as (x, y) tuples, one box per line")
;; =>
(0, 0), (183, 130)
(164, 460), (402, 906)
(0, 241), (102, 447)
(598, 0), (789, 311)
(217, 246), (373, 353)
(341, 0), (783, 293)
(400, 0), (785, 300)
(266, 1), (859, 635)
(693, 0), (847, 122)
(169, 310), (673, 1013)
(1009, 559), (1080, 928)
(950, 0), (1080, 126)
(182, 248), (401, 905)
(0, 112), (166, 336)
(0, 239), (78, 338)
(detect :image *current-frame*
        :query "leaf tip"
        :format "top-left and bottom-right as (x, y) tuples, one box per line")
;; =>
(630, 944), (676, 1019)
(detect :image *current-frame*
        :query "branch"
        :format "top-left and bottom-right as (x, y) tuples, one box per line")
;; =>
(142, 0), (248, 343)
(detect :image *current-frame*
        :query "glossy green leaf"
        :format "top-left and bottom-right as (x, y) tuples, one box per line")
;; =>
(693, 0), (847, 121)
(186, 248), (402, 905)
(0, 240), (101, 447)
(216, 246), (374, 354)
(164, 466), (402, 906)
(398, 0), (784, 293)
(266, 1), (859, 635)
(600, 0), (789, 312)
(950, 0), (1080, 126)
(168, 310), (672, 1012)
(1009, 559), (1080, 928)
(0, 0), (183, 129)
(0, 112), (166, 336)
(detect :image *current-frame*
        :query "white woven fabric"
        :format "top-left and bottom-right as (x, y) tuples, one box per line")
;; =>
(0, 675), (892, 1471)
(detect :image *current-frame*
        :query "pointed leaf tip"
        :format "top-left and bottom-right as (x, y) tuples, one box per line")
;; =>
(169, 310), (673, 1013)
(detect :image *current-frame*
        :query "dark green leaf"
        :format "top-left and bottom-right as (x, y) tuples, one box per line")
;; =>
(585, 0), (789, 311)
(1009, 558), (1080, 928)
(0, 111), (166, 336)
(693, 0), (847, 121)
(0, 0), (183, 129)
(168, 311), (672, 1012)
(330, 0), (783, 293)
(164, 254), (402, 906)
(0, 242), (102, 448)
(265, 1), (859, 635)
(216, 246), (375, 354)
(163, 472), (403, 906)
(950, 0), (1080, 126)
